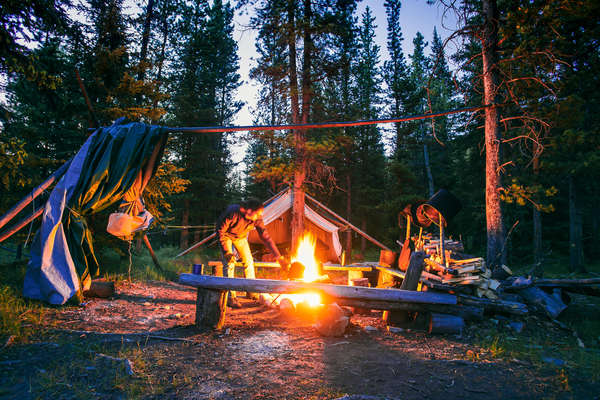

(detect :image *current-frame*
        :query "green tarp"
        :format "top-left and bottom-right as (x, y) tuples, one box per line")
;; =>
(24, 119), (167, 304)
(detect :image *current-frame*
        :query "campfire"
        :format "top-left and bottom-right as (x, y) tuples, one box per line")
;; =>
(267, 233), (323, 309)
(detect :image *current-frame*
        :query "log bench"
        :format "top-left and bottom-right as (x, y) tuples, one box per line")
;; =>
(178, 273), (460, 331)
(201, 261), (372, 285)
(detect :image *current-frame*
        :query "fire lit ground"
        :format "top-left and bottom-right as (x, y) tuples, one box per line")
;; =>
(2, 234), (599, 399)
(3, 279), (597, 399)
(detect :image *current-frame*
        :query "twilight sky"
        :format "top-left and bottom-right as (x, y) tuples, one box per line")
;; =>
(229, 1), (458, 166)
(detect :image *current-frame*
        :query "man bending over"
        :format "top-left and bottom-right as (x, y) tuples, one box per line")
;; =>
(216, 198), (287, 308)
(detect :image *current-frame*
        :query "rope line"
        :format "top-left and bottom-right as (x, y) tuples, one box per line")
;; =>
(166, 104), (491, 134)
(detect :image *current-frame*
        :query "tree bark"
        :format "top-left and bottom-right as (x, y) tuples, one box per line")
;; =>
(137, 0), (155, 82)
(569, 175), (585, 272)
(345, 174), (352, 263)
(532, 154), (543, 274)
(287, 0), (304, 253)
(180, 198), (190, 250)
(361, 219), (367, 255)
(423, 143), (434, 197)
(481, 0), (505, 267)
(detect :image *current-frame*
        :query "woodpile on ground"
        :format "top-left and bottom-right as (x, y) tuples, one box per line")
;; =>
(419, 235), (503, 300)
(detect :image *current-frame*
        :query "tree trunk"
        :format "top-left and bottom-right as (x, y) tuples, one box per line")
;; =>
(423, 143), (434, 197)
(289, 0), (310, 253)
(532, 154), (543, 275)
(481, 0), (505, 267)
(361, 219), (367, 255)
(345, 174), (352, 263)
(137, 0), (155, 82)
(180, 198), (190, 250)
(569, 175), (585, 272)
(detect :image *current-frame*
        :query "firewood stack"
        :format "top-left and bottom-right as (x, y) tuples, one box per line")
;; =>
(419, 235), (507, 300)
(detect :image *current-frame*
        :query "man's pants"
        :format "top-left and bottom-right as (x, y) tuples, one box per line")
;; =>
(220, 237), (255, 299)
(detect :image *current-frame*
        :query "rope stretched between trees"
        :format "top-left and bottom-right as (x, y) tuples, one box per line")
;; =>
(86, 104), (493, 134)
(166, 104), (492, 134)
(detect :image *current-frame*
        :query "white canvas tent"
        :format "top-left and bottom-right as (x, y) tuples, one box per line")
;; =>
(248, 190), (343, 262)
(175, 187), (390, 260)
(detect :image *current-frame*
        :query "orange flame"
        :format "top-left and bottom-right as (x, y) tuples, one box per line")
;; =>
(289, 233), (321, 307)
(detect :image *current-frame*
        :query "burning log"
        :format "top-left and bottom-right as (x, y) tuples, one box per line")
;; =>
(279, 298), (296, 317)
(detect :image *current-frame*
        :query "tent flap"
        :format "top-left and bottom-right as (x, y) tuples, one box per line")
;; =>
(249, 190), (342, 262)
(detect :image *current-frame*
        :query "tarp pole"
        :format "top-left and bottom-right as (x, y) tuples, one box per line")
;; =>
(175, 232), (216, 258)
(143, 233), (165, 273)
(305, 193), (391, 251)
(0, 206), (44, 243)
(0, 160), (71, 231)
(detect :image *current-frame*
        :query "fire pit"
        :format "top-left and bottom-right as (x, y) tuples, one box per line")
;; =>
(268, 233), (326, 309)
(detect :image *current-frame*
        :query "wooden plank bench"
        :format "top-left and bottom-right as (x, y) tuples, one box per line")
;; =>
(178, 273), (459, 331)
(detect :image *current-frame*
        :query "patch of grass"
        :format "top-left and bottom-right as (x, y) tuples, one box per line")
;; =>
(97, 244), (220, 282)
(0, 260), (48, 343)
(472, 316), (600, 382)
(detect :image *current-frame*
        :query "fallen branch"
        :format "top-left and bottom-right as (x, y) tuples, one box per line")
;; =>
(49, 328), (201, 343)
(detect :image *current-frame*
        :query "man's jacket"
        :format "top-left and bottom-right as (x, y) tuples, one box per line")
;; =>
(216, 204), (281, 258)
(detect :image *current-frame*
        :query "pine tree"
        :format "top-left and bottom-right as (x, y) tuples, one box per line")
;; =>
(352, 7), (386, 251)
(383, 0), (421, 241)
(244, 0), (354, 252)
(169, 0), (241, 248)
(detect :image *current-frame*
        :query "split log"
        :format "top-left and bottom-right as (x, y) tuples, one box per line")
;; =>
(334, 298), (483, 321)
(179, 274), (457, 305)
(518, 286), (567, 319)
(385, 252), (427, 326)
(457, 294), (528, 316)
(350, 278), (371, 314)
(428, 313), (464, 335)
(195, 288), (228, 330)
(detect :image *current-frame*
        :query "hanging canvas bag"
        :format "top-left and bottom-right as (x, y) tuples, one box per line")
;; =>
(106, 200), (153, 240)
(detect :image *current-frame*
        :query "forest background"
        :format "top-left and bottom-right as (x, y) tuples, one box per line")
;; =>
(1, 0), (599, 275)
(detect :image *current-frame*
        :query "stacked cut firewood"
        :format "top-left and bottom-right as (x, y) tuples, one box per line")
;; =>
(419, 235), (506, 299)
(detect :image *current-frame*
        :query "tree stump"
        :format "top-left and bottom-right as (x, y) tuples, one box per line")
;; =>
(195, 288), (228, 330)
(83, 280), (115, 298)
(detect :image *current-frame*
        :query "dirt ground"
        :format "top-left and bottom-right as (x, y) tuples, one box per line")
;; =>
(1, 280), (599, 399)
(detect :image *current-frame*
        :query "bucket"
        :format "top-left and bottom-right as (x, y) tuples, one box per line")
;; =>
(417, 189), (462, 227)
(192, 264), (202, 274)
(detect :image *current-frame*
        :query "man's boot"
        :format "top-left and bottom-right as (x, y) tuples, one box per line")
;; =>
(245, 292), (260, 301)
(227, 294), (242, 308)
